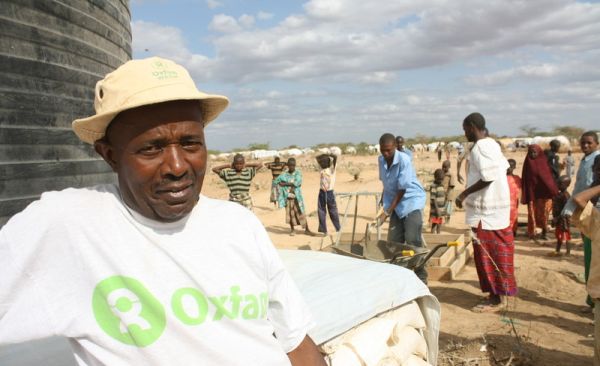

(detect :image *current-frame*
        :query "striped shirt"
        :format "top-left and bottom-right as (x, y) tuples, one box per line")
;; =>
(268, 162), (286, 179)
(218, 167), (256, 195)
(429, 183), (447, 213)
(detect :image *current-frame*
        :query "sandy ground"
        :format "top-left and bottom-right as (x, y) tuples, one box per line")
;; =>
(202, 150), (593, 366)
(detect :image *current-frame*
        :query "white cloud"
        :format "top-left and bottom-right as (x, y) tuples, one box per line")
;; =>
(131, 21), (191, 63)
(209, 14), (242, 33)
(201, 0), (600, 83)
(132, 1), (600, 149)
(257, 11), (274, 20)
(238, 14), (255, 28)
(206, 0), (223, 9)
(360, 71), (395, 84)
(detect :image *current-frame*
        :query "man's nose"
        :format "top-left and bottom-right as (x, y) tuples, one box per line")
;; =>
(162, 145), (187, 178)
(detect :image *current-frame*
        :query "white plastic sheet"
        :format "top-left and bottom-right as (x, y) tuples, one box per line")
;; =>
(278, 249), (440, 365)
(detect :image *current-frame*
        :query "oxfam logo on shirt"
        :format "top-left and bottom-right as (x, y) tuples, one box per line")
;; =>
(92, 276), (166, 347)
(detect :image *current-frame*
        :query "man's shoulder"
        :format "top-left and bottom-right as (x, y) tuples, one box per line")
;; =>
(40, 184), (117, 206)
(199, 195), (259, 221)
(3, 184), (119, 231)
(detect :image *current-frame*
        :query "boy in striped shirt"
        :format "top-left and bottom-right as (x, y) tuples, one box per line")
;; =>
(212, 154), (263, 210)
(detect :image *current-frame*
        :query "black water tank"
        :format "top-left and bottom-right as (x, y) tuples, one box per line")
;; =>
(0, 0), (131, 226)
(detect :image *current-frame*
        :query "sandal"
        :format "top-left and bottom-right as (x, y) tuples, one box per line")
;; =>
(471, 301), (504, 313)
(290, 229), (296, 236)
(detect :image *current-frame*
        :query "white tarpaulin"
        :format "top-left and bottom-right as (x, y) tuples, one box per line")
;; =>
(278, 249), (440, 365)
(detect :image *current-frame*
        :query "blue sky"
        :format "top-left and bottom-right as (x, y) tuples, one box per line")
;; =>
(130, 0), (600, 151)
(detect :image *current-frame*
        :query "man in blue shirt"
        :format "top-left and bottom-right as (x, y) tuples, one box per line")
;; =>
(379, 133), (427, 282)
(396, 135), (413, 160)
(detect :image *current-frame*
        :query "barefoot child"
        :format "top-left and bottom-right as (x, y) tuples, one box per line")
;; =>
(507, 159), (522, 237)
(442, 160), (455, 223)
(550, 175), (572, 256)
(429, 169), (447, 234)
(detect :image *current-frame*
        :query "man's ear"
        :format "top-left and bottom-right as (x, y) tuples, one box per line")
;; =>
(94, 139), (118, 172)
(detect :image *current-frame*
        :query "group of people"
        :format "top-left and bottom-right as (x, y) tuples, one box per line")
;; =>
(501, 133), (599, 262)
(214, 152), (342, 238)
(1, 55), (599, 365)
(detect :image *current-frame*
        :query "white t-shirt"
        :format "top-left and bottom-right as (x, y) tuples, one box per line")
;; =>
(464, 138), (511, 230)
(0, 185), (313, 365)
(320, 166), (336, 191)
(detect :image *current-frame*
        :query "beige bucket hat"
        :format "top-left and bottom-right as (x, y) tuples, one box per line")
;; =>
(72, 57), (229, 144)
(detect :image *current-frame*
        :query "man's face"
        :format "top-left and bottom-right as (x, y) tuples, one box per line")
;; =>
(581, 136), (599, 156)
(396, 137), (404, 151)
(462, 122), (475, 142)
(96, 100), (207, 222)
(380, 141), (396, 163)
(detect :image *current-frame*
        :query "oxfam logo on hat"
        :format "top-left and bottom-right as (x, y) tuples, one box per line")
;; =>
(92, 276), (166, 347)
(150, 60), (178, 80)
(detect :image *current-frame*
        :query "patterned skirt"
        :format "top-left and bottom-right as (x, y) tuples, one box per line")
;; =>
(526, 198), (551, 236)
(472, 223), (517, 296)
(270, 181), (280, 203)
(229, 192), (253, 210)
(285, 198), (307, 227)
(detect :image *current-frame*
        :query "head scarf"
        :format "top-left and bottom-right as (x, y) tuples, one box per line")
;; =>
(521, 144), (558, 203)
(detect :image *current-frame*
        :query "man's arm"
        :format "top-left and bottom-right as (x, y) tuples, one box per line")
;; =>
(573, 185), (600, 211)
(455, 179), (492, 209)
(287, 335), (326, 366)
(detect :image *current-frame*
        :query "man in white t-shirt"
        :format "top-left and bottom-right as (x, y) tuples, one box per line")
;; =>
(455, 112), (517, 313)
(0, 57), (325, 366)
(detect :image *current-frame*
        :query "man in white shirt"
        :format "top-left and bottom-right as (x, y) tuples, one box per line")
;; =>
(0, 57), (325, 366)
(455, 112), (517, 313)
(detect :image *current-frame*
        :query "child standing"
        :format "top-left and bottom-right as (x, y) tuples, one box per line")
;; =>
(274, 158), (314, 236)
(550, 175), (572, 256)
(429, 169), (447, 234)
(317, 154), (341, 235)
(441, 160), (455, 223)
(506, 159), (522, 237)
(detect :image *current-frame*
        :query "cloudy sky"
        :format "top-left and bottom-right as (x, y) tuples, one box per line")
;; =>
(130, 0), (600, 151)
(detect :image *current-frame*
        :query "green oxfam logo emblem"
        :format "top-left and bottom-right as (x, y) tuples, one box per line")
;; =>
(149, 60), (178, 80)
(92, 276), (166, 347)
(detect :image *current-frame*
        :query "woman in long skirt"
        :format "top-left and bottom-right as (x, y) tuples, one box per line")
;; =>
(521, 144), (558, 240)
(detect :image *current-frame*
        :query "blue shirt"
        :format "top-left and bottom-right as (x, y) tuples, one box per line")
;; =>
(563, 149), (600, 216)
(379, 150), (426, 218)
(398, 148), (413, 160)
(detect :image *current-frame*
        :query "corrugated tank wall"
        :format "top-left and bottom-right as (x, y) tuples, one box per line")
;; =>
(0, 0), (131, 226)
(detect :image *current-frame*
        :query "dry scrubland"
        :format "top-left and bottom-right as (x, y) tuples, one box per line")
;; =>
(201, 149), (593, 366)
